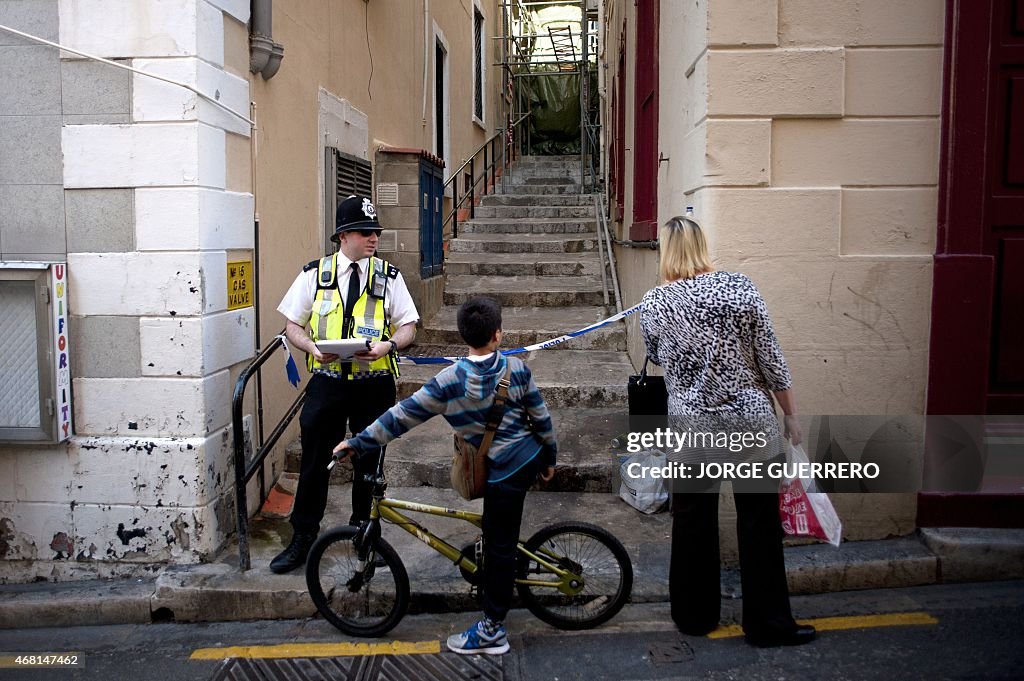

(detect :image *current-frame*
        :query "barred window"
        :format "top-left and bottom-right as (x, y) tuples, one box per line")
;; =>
(474, 7), (484, 123)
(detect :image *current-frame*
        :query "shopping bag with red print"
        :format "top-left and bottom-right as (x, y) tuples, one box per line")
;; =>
(779, 444), (842, 547)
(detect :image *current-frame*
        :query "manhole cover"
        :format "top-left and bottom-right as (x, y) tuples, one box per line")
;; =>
(648, 638), (694, 665)
(209, 653), (502, 681)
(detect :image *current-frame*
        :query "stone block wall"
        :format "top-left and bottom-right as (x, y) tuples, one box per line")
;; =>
(645, 0), (943, 420)
(0, 0), (256, 582)
(611, 0), (944, 541)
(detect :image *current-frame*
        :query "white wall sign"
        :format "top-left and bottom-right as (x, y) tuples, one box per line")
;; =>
(51, 263), (73, 442)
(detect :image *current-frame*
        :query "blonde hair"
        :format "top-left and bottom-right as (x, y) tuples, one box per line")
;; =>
(659, 216), (714, 282)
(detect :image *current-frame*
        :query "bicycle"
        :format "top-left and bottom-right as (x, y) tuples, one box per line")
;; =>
(305, 452), (634, 637)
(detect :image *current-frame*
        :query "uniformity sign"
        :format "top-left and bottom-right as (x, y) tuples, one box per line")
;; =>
(51, 263), (72, 442)
(227, 260), (253, 310)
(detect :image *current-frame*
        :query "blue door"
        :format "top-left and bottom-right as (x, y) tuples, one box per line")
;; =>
(419, 160), (444, 277)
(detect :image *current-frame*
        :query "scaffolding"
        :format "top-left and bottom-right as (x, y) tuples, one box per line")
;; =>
(497, 0), (601, 190)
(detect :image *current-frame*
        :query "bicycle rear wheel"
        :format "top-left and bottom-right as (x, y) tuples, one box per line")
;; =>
(517, 521), (633, 630)
(305, 526), (410, 637)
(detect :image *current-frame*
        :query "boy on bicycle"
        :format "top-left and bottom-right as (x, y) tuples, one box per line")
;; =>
(333, 296), (558, 655)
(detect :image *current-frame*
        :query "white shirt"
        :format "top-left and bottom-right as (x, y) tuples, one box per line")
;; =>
(277, 253), (420, 330)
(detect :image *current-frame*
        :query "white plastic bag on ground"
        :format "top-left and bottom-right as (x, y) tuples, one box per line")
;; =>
(618, 450), (669, 514)
(779, 443), (842, 547)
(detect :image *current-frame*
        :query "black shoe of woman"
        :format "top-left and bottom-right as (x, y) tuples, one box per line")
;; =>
(744, 625), (816, 648)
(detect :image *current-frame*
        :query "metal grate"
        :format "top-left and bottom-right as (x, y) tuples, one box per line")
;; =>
(326, 148), (374, 251)
(0, 281), (41, 428)
(337, 150), (373, 200)
(208, 653), (502, 681)
(648, 638), (694, 665)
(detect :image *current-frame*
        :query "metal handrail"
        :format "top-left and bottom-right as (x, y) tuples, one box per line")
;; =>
(594, 191), (623, 313)
(444, 112), (531, 238)
(232, 334), (307, 570)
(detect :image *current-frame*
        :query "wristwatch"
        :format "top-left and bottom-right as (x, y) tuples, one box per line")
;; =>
(387, 339), (398, 354)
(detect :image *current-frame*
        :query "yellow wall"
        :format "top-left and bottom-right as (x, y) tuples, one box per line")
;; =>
(240, 0), (503, 460)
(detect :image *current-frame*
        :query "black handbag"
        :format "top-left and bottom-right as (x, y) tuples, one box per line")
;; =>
(628, 356), (668, 417)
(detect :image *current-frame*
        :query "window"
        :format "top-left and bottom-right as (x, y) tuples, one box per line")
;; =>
(473, 6), (485, 124)
(436, 38), (447, 158)
(323, 148), (373, 253)
(0, 265), (71, 442)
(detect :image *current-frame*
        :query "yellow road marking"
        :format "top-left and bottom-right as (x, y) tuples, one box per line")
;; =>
(707, 611), (939, 639)
(190, 640), (441, 660)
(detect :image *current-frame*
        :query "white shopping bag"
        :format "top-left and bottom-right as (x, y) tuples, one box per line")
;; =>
(779, 443), (842, 547)
(618, 450), (669, 514)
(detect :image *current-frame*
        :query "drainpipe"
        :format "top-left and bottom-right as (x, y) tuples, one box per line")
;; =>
(250, 0), (285, 79)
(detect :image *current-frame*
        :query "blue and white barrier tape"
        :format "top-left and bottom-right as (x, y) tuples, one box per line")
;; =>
(398, 303), (643, 365)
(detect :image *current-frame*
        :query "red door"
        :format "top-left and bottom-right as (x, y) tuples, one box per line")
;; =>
(613, 20), (627, 222)
(985, 1), (1024, 414)
(922, 0), (1024, 527)
(631, 0), (659, 240)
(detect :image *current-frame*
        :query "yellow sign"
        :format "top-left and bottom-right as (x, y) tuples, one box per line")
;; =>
(227, 260), (253, 310)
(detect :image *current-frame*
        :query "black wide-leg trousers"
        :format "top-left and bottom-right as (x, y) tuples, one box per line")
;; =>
(669, 488), (797, 638)
(291, 372), (396, 534)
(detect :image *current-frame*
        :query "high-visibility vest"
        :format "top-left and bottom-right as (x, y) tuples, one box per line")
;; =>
(306, 254), (400, 379)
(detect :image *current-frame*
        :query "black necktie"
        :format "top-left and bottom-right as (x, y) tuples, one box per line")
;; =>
(344, 262), (361, 327)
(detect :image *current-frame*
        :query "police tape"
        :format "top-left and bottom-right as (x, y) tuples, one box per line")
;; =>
(397, 303), (643, 365)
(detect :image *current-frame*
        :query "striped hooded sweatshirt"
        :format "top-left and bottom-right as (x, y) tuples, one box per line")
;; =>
(345, 352), (557, 482)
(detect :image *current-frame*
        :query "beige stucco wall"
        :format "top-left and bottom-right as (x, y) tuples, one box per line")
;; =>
(246, 0), (503, 464)
(606, 0), (945, 541)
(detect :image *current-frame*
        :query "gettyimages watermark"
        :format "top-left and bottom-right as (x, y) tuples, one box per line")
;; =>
(621, 458), (880, 483)
(610, 415), (1018, 494)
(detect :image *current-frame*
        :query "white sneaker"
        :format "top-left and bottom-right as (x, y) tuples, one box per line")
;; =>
(446, 618), (510, 655)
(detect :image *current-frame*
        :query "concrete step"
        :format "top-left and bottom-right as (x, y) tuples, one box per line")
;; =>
(416, 304), (625, 351)
(480, 193), (594, 207)
(459, 217), (597, 234)
(16, 513), (1023, 624)
(515, 153), (583, 166)
(396, 348), (632, 408)
(358, 407), (627, 491)
(445, 252), (605, 277)
(285, 405), (628, 492)
(520, 176), (576, 185)
(443, 274), (609, 307)
(449, 232), (599, 254)
(472, 204), (596, 219)
(507, 170), (585, 182)
(493, 183), (582, 195)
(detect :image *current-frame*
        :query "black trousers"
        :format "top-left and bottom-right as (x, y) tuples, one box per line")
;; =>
(480, 455), (544, 622)
(291, 372), (396, 534)
(669, 488), (797, 638)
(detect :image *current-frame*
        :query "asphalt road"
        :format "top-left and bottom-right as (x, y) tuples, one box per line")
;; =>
(0, 580), (1021, 681)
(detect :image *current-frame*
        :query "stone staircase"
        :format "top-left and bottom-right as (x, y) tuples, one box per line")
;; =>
(288, 155), (633, 492)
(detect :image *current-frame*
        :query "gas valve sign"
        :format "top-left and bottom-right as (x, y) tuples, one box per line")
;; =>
(227, 260), (253, 310)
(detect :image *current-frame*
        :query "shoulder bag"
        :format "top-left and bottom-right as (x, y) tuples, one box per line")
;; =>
(451, 363), (513, 500)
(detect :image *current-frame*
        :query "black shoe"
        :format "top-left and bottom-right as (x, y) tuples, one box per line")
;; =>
(674, 621), (719, 636)
(744, 624), (816, 648)
(269, 532), (318, 574)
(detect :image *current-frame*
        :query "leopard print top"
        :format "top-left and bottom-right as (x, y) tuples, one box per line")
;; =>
(640, 271), (791, 452)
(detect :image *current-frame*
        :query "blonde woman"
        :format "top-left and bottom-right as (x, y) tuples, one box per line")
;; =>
(639, 216), (815, 648)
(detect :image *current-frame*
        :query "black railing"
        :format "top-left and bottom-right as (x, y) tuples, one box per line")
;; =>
(232, 334), (307, 570)
(444, 112), (531, 238)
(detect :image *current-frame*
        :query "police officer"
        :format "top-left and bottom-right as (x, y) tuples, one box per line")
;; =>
(271, 195), (419, 574)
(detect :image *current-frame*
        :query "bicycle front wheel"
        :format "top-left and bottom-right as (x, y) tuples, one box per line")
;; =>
(305, 526), (410, 637)
(517, 521), (633, 630)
